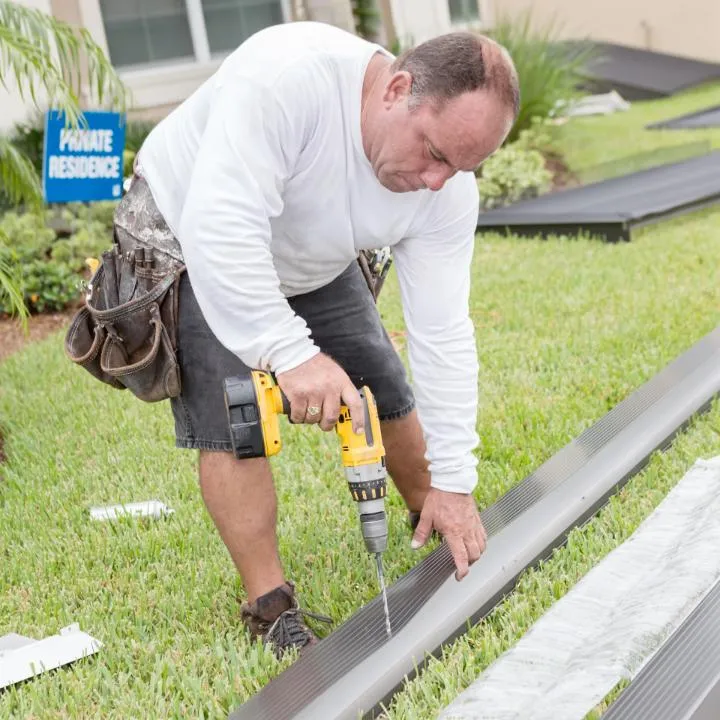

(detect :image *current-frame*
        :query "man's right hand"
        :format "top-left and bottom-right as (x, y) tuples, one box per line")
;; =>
(276, 353), (364, 434)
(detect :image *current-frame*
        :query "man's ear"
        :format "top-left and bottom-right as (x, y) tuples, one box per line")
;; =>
(383, 70), (413, 106)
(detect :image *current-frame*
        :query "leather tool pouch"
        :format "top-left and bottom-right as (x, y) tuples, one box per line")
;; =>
(357, 247), (393, 302)
(64, 231), (185, 403)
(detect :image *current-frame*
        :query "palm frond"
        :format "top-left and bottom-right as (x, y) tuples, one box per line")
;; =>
(0, 227), (28, 330)
(0, 134), (42, 208)
(0, 0), (128, 124)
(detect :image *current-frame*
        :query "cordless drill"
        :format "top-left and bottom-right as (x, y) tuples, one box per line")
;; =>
(222, 370), (392, 635)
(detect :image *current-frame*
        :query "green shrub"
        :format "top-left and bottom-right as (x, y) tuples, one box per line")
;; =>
(123, 149), (136, 178)
(7, 114), (45, 175)
(15, 259), (80, 313)
(0, 207), (112, 314)
(64, 201), (117, 231)
(478, 138), (552, 210)
(351, 0), (380, 41)
(512, 118), (555, 154)
(0, 211), (56, 263)
(50, 223), (111, 272)
(489, 10), (594, 142)
(124, 119), (156, 153)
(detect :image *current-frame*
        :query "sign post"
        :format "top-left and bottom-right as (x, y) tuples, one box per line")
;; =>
(42, 110), (126, 203)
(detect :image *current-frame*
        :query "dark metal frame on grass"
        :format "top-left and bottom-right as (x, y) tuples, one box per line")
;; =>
(475, 151), (720, 242)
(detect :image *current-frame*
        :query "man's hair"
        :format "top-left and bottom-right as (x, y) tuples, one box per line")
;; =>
(390, 32), (519, 119)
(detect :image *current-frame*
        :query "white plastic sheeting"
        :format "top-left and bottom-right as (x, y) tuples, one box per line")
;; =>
(439, 456), (720, 720)
(562, 91), (631, 117)
(0, 623), (102, 689)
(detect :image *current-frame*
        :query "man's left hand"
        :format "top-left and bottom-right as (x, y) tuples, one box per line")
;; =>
(411, 488), (487, 581)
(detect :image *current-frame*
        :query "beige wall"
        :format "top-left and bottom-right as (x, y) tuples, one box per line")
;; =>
(390, 0), (491, 51)
(494, 0), (720, 63)
(0, 0), (53, 131)
(306, 0), (355, 32)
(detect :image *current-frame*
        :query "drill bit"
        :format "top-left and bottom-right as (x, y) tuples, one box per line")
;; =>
(375, 552), (392, 638)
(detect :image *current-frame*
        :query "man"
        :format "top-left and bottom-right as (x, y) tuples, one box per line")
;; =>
(116, 20), (518, 656)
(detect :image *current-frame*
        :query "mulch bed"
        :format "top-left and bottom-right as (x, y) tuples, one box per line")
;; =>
(0, 309), (76, 364)
(546, 151), (581, 192)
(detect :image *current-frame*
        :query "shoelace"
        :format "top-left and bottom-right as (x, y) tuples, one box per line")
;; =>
(262, 607), (333, 652)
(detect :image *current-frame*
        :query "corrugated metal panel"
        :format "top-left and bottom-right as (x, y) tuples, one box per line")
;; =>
(229, 326), (720, 720)
(604, 580), (720, 720)
(476, 152), (720, 241)
(648, 105), (720, 129)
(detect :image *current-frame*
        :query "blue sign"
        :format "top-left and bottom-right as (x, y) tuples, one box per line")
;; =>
(43, 110), (126, 203)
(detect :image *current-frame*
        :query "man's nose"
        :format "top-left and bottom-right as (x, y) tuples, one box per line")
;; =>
(420, 166), (454, 191)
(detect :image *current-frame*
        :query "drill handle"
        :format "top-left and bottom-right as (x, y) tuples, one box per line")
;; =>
(262, 370), (369, 437)
(243, 370), (384, 466)
(277, 388), (291, 416)
(337, 387), (385, 467)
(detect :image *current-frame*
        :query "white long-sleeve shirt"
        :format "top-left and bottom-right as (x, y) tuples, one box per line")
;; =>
(137, 21), (481, 494)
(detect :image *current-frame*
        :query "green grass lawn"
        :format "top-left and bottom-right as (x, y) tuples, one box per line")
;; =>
(2, 88), (720, 718)
(554, 81), (720, 176)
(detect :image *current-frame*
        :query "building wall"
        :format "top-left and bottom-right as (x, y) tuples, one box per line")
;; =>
(0, 0), (357, 130)
(306, 0), (355, 32)
(390, 0), (490, 49)
(0, 0), (53, 132)
(494, 0), (720, 64)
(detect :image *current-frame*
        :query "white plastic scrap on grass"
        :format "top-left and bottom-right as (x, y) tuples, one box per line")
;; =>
(562, 90), (631, 117)
(438, 456), (720, 720)
(89, 499), (174, 520)
(0, 623), (102, 689)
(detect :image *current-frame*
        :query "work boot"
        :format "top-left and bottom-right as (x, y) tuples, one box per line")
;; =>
(240, 581), (332, 659)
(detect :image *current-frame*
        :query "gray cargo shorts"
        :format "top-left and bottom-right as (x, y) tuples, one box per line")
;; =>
(172, 264), (416, 451)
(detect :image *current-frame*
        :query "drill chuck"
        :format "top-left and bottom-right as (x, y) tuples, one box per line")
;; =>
(359, 505), (388, 554)
(345, 464), (388, 554)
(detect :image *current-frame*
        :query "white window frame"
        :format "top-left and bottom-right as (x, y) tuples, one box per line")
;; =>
(185, 0), (292, 63)
(447, 0), (492, 30)
(86, 0), (292, 111)
(97, 0), (291, 71)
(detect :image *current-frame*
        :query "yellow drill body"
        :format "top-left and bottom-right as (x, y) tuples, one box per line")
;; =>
(226, 370), (388, 553)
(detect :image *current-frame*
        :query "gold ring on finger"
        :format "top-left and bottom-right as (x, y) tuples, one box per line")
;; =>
(307, 405), (321, 417)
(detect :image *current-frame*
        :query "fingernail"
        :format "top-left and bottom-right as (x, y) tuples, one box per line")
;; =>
(356, 426), (365, 435)
(410, 538), (422, 549)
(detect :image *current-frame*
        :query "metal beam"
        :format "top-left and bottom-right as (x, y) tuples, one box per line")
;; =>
(230, 325), (720, 720)
(476, 151), (720, 242)
(604, 579), (720, 720)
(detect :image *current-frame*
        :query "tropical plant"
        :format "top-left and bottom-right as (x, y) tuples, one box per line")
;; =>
(351, 0), (380, 41)
(489, 10), (595, 142)
(0, 0), (127, 324)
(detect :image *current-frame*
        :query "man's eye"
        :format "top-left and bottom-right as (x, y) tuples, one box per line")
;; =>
(428, 144), (442, 162)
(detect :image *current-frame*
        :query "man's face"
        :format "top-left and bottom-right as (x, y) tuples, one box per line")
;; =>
(367, 72), (512, 193)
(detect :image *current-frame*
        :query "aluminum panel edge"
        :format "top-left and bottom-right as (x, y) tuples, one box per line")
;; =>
(603, 579), (720, 720)
(230, 326), (720, 720)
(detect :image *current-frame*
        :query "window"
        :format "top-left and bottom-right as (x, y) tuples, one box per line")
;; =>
(448, 0), (480, 24)
(100, 0), (195, 68)
(100, 0), (286, 69)
(202, 0), (284, 55)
